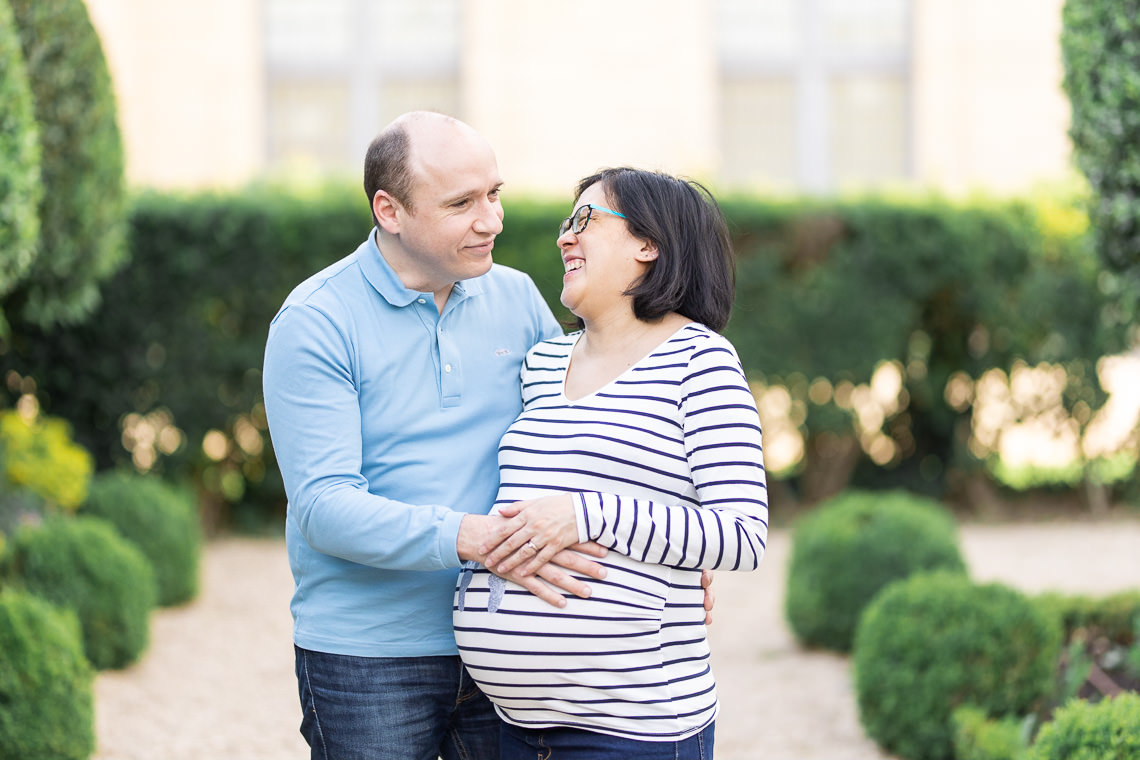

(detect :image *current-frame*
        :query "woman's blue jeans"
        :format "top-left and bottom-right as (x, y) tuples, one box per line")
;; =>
(499, 720), (715, 760)
(295, 646), (499, 760)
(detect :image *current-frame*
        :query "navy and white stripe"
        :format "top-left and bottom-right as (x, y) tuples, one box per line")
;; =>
(454, 322), (768, 741)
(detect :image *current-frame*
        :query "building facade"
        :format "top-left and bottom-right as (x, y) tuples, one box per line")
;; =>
(84, 0), (1072, 196)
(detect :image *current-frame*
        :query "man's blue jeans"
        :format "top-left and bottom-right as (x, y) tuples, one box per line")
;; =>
(295, 646), (500, 760)
(499, 721), (715, 760)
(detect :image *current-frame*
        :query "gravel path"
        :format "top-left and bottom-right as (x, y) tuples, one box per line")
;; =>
(92, 519), (1140, 760)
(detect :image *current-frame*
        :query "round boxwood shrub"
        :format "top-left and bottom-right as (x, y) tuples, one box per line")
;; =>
(784, 489), (967, 652)
(1028, 693), (1140, 760)
(853, 571), (1061, 760)
(3, 516), (156, 669)
(0, 0), (42, 303)
(83, 470), (202, 606)
(0, 589), (94, 760)
(7, 0), (127, 328)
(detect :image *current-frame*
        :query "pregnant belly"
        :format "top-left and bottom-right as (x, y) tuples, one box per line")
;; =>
(453, 551), (675, 696)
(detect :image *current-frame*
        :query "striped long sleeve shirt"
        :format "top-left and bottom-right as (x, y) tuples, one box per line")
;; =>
(453, 323), (768, 741)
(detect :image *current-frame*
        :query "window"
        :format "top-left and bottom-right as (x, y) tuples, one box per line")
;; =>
(717, 0), (911, 192)
(264, 0), (460, 175)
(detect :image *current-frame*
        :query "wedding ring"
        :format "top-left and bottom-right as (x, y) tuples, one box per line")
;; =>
(526, 540), (540, 553)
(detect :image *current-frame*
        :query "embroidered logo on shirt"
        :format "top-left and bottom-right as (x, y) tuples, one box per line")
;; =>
(494, 348), (511, 357)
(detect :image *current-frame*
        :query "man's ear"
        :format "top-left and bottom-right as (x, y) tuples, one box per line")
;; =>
(635, 241), (659, 262)
(373, 191), (402, 234)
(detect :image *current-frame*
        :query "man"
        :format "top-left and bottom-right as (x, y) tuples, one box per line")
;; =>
(263, 111), (605, 760)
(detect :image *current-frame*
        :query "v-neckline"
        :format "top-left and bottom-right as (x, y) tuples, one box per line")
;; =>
(560, 323), (696, 403)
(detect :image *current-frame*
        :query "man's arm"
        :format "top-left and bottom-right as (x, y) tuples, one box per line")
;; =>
(264, 303), (473, 569)
(264, 301), (606, 600)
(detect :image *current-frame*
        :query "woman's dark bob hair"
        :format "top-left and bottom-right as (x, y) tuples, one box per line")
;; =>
(574, 167), (735, 332)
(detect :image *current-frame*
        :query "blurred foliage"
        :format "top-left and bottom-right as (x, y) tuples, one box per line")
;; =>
(0, 590), (94, 760)
(1027, 692), (1140, 760)
(719, 191), (1124, 502)
(1035, 589), (1140, 646)
(82, 470), (201, 607)
(0, 184), (370, 529)
(0, 185), (1126, 526)
(853, 572), (1062, 760)
(784, 489), (966, 652)
(0, 406), (92, 513)
(5, 0), (126, 329)
(1062, 0), (1140, 334)
(0, 0), (41, 323)
(952, 705), (1030, 760)
(1, 516), (155, 670)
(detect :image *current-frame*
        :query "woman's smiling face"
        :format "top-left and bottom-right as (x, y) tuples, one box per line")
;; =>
(557, 182), (657, 322)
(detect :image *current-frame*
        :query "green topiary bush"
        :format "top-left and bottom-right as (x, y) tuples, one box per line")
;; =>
(7, 0), (127, 329)
(0, 0), (41, 314)
(82, 470), (201, 606)
(853, 572), (1062, 760)
(784, 489), (967, 652)
(0, 589), (94, 760)
(2, 516), (156, 669)
(1028, 693), (1140, 760)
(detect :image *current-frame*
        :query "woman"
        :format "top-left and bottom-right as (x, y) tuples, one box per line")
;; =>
(453, 167), (768, 759)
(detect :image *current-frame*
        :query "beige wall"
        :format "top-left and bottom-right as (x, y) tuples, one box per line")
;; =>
(85, 0), (265, 189)
(83, 0), (1073, 195)
(462, 0), (719, 197)
(911, 0), (1073, 193)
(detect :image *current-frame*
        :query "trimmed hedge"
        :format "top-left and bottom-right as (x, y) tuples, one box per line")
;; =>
(2, 516), (156, 669)
(7, 0), (127, 328)
(1028, 693), (1140, 760)
(0, 0), (41, 307)
(0, 589), (94, 760)
(784, 489), (966, 652)
(0, 188), (1122, 523)
(853, 572), (1062, 760)
(82, 471), (201, 606)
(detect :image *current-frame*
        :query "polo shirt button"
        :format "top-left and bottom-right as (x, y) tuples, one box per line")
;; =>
(444, 364), (452, 373)
(417, 298), (426, 304)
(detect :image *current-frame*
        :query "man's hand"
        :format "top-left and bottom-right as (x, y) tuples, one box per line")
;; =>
(482, 494), (580, 576)
(702, 569), (715, 625)
(495, 543), (609, 608)
(457, 513), (519, 564)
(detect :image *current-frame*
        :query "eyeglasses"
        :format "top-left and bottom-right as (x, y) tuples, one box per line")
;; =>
(558, 204), (626, 237)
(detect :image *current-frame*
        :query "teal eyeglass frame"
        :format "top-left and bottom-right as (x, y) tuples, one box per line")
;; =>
(558, 203), (626, 237)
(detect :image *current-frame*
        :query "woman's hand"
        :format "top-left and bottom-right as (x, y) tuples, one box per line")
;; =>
(482, 493), (583, 576)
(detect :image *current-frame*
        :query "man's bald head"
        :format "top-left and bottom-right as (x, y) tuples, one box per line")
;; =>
(363, 111), (485, 221)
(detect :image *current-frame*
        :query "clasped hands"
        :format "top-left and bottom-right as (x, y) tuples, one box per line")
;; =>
(458, 493), (715, 622)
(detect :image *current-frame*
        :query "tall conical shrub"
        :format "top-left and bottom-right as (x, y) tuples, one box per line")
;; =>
(7, 0), (126, 328)
(0, 0), (41, 316)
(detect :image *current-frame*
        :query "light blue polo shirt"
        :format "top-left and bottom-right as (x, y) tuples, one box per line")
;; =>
(263, 230), (562, 657)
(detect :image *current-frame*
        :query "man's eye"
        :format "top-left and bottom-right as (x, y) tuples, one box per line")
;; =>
(451, 199), (470, 208)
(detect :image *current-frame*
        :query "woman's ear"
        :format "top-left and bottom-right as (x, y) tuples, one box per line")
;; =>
(635, 241), (659, 262)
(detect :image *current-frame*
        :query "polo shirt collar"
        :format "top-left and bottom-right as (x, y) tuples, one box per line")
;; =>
(358, 228), (485, 307)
